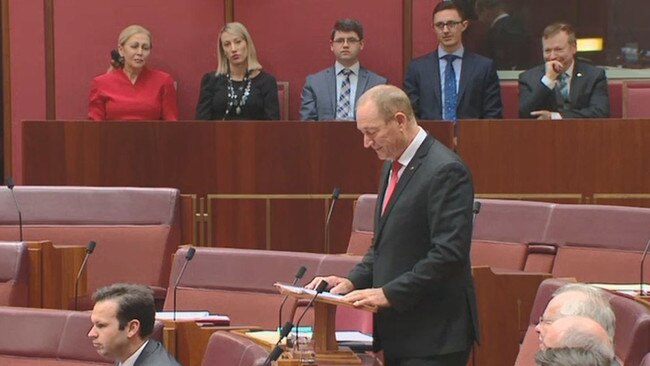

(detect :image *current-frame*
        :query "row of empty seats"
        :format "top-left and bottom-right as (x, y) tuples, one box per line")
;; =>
(349, 195), (650, 284)
(0, 186), (187, 309)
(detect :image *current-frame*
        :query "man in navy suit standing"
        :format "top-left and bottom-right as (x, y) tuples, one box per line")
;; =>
(518, 22), (610, 119)
(307, 85), (478, 366)
(404, 2), (502, 121)
(300, 18), (387, 121)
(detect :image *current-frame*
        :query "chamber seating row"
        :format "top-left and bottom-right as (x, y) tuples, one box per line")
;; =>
(347, 195), (650, 283)
(0, 186), (187, 309)
(514, 278), (650, 366)
(0, 242), (29, 307)
(164, 246), (371, 333)
(0, 306), (165, 365)
(499, 80), (650, 119)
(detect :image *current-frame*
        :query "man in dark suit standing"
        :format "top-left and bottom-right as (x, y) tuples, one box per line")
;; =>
(308, 85), (478, 366)
(519, 22), (610, 119)
(300, 18), (387, 121)
(404, 1), (502, 121)
(474, 0), (531, 70)
(88, 283), (180, 366)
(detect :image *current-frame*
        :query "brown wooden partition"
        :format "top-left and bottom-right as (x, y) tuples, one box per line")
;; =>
(21, 120), (453, 253)
(457, 119), (650, 207)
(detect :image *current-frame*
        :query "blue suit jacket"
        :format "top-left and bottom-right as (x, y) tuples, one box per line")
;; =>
(404, 50), (503, 120)
(518, 61), (609, 118)
(300, 65), (387, 121)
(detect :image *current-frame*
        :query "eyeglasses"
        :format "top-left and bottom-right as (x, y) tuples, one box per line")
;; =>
(433, 21), (463, 31)
(332, 37), (361, 45)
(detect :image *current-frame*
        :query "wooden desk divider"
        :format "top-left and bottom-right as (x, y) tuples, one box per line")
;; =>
(162, 320), (260, 366)
(470, 266), (551, 366)
(26, 240), (87, 309)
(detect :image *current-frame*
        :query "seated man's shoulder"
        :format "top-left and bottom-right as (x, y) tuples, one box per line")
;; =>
(305, 66), (335, 81)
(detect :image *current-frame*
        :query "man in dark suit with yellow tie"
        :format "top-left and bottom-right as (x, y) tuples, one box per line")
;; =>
(308, 85), (478, 366)
(519, 22), (610, 119)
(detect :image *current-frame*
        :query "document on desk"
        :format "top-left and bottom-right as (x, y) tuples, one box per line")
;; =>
(275, 283), (345, 301)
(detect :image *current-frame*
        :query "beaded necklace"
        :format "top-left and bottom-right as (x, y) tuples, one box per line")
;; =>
(224, 71), (252, 119)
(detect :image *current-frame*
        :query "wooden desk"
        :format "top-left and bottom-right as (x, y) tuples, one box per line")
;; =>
(457, 119), (650, 207)
(26, 240), (86, 309)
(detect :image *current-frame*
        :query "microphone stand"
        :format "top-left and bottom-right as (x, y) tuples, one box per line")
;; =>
(74, 241), (96, 311)
(324, 187), (341, 254)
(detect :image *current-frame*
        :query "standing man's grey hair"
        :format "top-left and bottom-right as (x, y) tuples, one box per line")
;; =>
(535, 347), (612, 366)
(92, 283), (156, 338)
(552, 283), (616, 340)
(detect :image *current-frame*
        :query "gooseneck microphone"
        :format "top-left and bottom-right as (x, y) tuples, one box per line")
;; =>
(263, 280), (328, 366)
(640, 238), (650, 296)
(324, 187), (341, 253)
(278, 266), (307, 331)
(74, 241), (96, 311)
(262, 321), (295, 366)
(472, 201), (482, 224)
(293, 280), (328, 353)
(5, 177), (23, 241)
(173, 247), (196, 321)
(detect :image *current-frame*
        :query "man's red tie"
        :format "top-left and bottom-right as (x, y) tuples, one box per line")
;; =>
(382, 161), (402, 214)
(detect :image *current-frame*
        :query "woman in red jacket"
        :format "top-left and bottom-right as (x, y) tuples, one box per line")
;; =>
(88, 25), (178, 121)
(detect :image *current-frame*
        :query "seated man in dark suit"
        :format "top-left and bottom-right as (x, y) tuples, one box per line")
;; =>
(300, 18), (387, 121)
(404, 1), (502, 121)
(519, 22), (610, 119)
(88, 283), (180, 366)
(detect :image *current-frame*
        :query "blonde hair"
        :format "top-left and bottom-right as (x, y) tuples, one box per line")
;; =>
(216, 22), (262, 75)
(118, 25), (152, 48)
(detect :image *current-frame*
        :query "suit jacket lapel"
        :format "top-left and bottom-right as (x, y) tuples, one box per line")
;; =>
(457, 53), (471, 105)
(569, 62), (584, 105)
(355, 67), (369, 102)
(374, 135), (434, 245)
(430, 52), (443, 111)
(326, 67), (337, 115)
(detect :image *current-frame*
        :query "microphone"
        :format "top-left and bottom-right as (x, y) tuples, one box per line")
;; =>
(293, 280), (328, 353)
(5, 177), (23, 241)
(640, 238), (650, 296)
(173, 247), (196, 321)
(472, 201), (482, 224)
(278, 266), (307, 331)
(262, 321), (295, 366)
(74, 241), (96, 311)
(324, 187), (341, 253)
(263, 280), (328, 366)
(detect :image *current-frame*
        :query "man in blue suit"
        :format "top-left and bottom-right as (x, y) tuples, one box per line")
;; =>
(300, 18), (387, 121)
(404, 2), (502, 120)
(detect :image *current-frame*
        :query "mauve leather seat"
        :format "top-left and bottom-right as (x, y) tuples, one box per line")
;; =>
(0, 186), (182, 310)
(0, 241), (29, 306)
